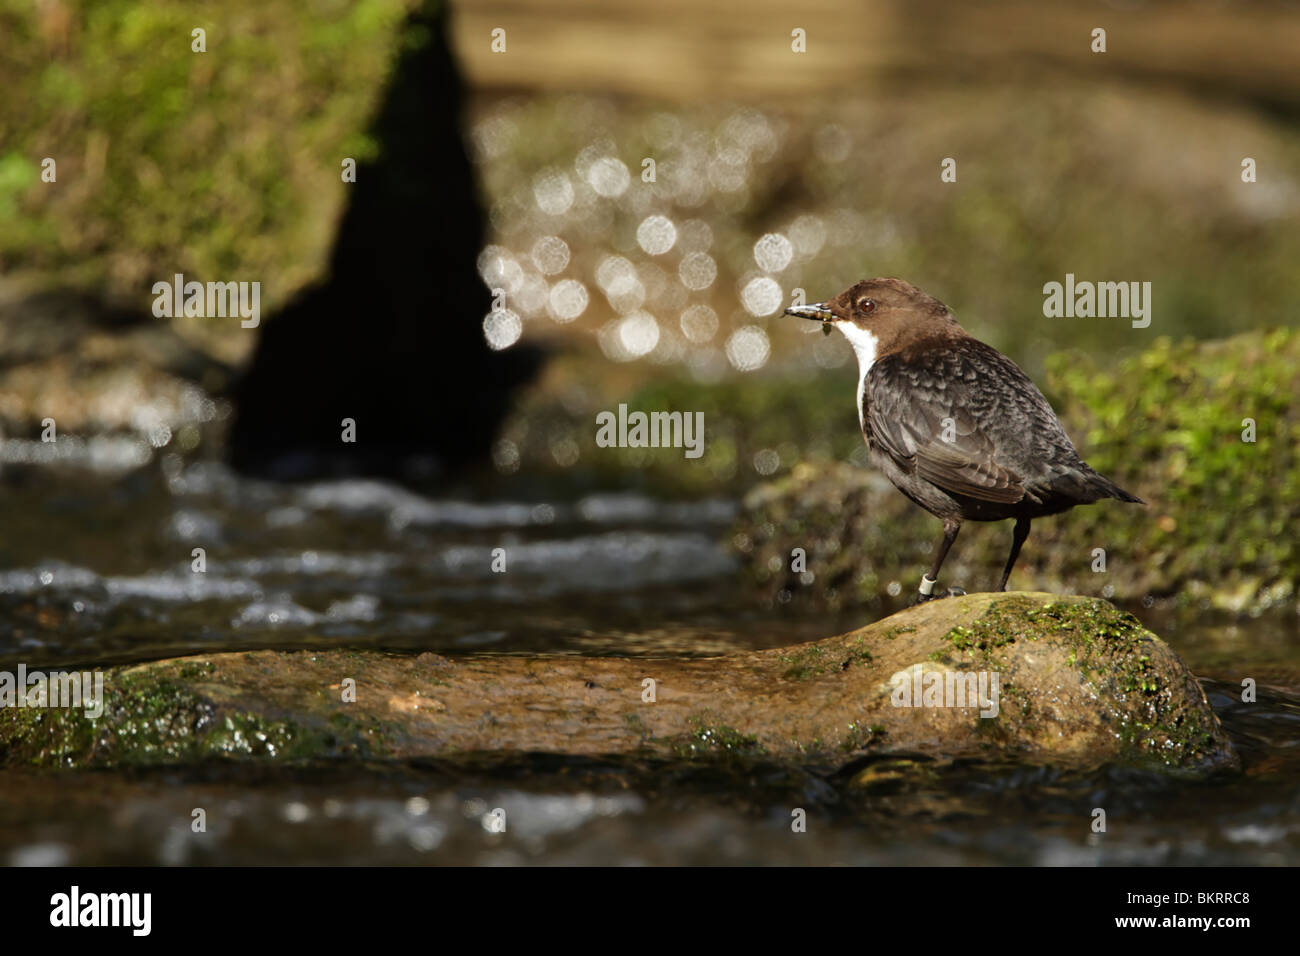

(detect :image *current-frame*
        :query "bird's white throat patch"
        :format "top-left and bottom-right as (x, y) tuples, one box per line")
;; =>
(835, 323), (879, 428)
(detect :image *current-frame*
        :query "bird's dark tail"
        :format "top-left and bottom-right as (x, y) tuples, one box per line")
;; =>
(1088, 469), (1144, 505)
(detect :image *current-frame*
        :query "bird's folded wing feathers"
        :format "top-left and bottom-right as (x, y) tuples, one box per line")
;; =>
(912, 440), (1025, 503)
(866, 351), (1028, 505)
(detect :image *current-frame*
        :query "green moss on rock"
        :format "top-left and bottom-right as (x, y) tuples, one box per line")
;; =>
(0, 667), (366, 768)
(946, 597), (1229, 769)
(671, 714), (765, 759)
(778, 637), (872, 680)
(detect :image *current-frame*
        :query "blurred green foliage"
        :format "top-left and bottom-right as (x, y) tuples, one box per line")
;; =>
(0, 0), (417, 314)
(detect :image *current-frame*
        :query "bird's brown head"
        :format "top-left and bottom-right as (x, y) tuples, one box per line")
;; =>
(783, 278), (961, 355)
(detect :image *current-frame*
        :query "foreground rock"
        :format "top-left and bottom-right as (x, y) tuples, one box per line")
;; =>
(0, 594), (1236, 773)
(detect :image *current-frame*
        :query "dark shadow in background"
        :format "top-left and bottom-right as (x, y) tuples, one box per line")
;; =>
(228, 2), (543, 482)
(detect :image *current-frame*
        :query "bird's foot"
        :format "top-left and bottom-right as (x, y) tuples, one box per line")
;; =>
(909, 577), (965, 605)
(915, 574), (967, 606)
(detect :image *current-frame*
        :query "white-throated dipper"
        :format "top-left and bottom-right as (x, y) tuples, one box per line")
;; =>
(786, 278), (1143, 601)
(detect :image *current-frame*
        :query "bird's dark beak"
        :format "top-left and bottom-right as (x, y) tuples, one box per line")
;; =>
(783, 302), (835, 322)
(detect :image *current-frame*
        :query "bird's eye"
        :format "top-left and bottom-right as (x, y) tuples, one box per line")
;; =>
(857, 298), (876, 315)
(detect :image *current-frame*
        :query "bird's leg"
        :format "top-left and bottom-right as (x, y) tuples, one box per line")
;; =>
(915, 518), (961, 603)
(997, 517), (1032, 592)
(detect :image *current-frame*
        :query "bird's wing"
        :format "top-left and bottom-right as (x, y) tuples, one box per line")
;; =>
(865, 344), (1038, 505)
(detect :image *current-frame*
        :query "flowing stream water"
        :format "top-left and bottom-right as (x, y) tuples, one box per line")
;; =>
(1, 457), (1297, 864)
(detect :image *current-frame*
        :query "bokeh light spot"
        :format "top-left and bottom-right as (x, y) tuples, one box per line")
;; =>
(725, 325), (771, 371)
(741, 276), (783, 316)
(636, 215), (678, 255)
(483, 308), (522, 350)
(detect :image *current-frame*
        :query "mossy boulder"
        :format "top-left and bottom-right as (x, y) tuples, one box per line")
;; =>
(0, 0), (414, 320)
(733, 329), (1300, 614)
(0, 594), (1236, 773)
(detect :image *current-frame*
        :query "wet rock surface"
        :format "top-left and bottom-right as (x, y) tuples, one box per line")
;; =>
(0, 592), (1236, 774)
(0, 284), (231, 469)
